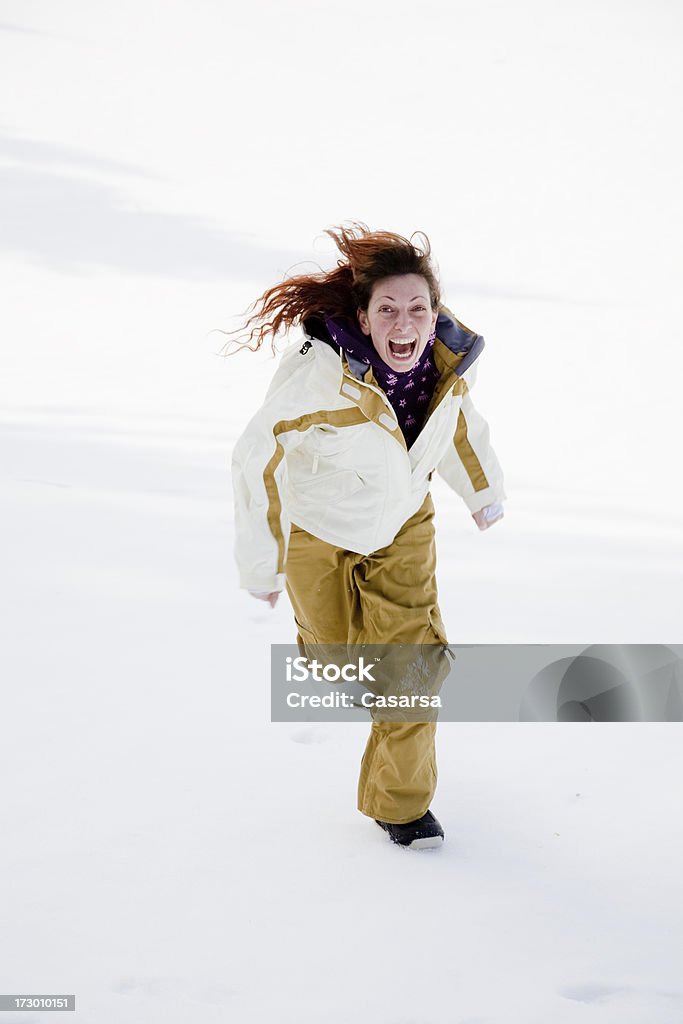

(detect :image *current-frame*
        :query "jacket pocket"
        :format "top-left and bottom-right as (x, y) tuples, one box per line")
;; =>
(310, 424), (355, 457)
(294, 467), (364, 503)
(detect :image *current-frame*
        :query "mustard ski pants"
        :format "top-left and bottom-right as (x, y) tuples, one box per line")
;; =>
(284, 492), (449, 824)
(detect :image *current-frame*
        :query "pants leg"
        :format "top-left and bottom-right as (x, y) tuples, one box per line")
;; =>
(285, 493), (448, 824)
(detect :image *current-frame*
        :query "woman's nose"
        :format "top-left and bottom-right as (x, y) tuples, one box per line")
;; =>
(394, 310), (411, 333)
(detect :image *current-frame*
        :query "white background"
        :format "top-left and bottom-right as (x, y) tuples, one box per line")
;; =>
(1, 2), (682, 1022)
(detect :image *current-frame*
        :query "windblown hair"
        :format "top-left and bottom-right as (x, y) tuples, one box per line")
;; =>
(219, 221), (441, 355)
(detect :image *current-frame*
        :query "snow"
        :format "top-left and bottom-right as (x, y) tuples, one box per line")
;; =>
(1, 1), (683, 1021)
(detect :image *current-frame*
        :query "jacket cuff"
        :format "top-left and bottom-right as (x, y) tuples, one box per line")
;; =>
(463, 486), (507, 514)
(240, 571), (286, 594)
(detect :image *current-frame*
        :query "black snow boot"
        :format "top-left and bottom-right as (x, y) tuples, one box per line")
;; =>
(375, 810), (445, 849)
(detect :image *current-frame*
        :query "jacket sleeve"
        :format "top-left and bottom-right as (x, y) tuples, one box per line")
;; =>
(230, 342), (314, 593)
(436, 361), (507, 514)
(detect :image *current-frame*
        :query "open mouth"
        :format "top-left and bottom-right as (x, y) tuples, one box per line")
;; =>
(388, 338), (417, 361)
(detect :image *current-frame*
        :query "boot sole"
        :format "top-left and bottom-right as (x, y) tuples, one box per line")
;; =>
(406, 835), (444, 850)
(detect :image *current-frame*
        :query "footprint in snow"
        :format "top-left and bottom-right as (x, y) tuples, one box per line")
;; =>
(112, 977), (235, 1002)
(289, 725), (328, 745)
(559, 982), (627, 1003)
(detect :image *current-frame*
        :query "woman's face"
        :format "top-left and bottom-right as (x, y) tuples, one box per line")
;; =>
(357, 273), (438, 373)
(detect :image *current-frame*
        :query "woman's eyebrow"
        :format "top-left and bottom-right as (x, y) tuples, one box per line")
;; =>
(377, 295), (427, 301)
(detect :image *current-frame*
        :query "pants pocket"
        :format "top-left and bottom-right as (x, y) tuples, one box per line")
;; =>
(428, 609), (449, 646)
(293, 615), (319, 656)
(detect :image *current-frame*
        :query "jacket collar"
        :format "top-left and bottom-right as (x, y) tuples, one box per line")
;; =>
(434, 308), (485, 376)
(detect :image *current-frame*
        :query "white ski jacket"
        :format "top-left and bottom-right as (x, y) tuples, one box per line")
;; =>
(231, 309), (506, 593)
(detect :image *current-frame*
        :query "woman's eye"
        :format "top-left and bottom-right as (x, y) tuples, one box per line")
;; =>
(378, 306), (427, 313)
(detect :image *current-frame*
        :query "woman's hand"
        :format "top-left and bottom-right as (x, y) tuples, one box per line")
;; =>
(472, 502), (505, 531)
(249, 591), (280, 608)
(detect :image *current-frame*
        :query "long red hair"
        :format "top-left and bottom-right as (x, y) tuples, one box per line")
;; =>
(219, 221), (441, 354)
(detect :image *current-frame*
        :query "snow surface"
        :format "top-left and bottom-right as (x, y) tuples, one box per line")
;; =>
(1, 1), (683, 1022)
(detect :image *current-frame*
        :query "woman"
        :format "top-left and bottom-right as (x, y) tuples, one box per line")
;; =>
(230, 223), (506, 849)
